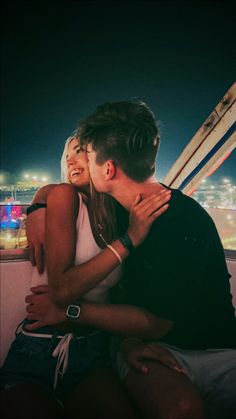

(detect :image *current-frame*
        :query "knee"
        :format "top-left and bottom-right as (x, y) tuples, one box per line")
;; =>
(159, 397), (207, 419)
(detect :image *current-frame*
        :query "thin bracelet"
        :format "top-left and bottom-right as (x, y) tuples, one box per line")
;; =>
(107, 244), (122, 264)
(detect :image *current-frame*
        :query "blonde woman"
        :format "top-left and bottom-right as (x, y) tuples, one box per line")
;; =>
(0, 134), (171, 419)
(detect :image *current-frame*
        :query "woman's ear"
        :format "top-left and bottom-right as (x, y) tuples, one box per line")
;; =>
(105, 161), (116, 179)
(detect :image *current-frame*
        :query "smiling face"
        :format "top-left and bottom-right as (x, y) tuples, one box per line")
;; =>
(86, 143), (108, 192)
(66, 138), (90, 191)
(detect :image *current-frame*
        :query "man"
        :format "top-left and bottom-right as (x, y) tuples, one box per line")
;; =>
(77, 100), (236, 419)
(26, 101), (236, 418)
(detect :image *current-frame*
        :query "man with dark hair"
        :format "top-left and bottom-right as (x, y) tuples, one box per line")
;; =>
(78, 100), (236, 419)
(79, 101), (160, 182)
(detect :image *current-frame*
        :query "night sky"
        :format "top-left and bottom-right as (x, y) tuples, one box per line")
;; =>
(1, 1), (236, 184)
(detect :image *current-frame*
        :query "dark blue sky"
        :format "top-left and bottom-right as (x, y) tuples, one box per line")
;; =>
(1, 1), (236, 183)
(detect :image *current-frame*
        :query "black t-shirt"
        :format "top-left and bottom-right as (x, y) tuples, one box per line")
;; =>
(115, 188), (236, 349)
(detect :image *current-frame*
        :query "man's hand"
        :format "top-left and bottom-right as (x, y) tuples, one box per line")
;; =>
(120, 338), (186, 375)
(128, 190), (171, 247)
(26, 208), (46, 273)
(25, 285), (65, 330)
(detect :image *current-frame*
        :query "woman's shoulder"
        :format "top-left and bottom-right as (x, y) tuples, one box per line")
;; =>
(47, 183), (81, 205)
(48, 183), (78, 195)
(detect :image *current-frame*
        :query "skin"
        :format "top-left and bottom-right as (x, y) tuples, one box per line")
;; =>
(66, 138), (90, 192)
(86, 143), (169, 210)
(83, 143), (207, 419)
(2, 137), (175, 419)
(24, 137), (207, 419)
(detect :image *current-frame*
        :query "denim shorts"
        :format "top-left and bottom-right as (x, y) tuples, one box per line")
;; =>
(112, 340), (236, 419)
(0, 321), (111, 400)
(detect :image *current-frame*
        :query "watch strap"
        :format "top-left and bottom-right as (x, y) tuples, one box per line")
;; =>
(118, 232), (134, 253)
(66, 304), (81, 320)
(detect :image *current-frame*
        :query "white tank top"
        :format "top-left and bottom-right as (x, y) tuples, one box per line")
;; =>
(31, 193), (122, 303)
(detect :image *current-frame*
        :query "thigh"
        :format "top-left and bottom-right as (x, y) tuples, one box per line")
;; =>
(0, 382), (63, 419)
(63, 366), (139, 419)
(124, 361), (207, 419)
(0, 333), (56, 392)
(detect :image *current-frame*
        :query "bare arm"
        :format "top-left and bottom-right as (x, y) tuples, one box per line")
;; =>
(46, 184), (171, 306)
(71, 301), (173, 339)
(26, 286), (173, 339)
(25, 292), (179, 374)
(26, 184), (57, 272)
(46, 184), (128, 305)
(31, 184), (58, 204)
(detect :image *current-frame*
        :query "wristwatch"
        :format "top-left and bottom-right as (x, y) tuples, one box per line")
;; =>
(118, 231), (134, 253)
(66, 304), (81, 320)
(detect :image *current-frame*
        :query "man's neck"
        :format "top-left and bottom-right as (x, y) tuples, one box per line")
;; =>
(110, 176), (167, 211)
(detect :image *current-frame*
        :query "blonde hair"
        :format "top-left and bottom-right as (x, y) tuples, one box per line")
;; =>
(60, 133), (77, 183)
(60, 133), (117, 245)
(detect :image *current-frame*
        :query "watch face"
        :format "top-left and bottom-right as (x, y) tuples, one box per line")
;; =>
(66, 304), (80, 319)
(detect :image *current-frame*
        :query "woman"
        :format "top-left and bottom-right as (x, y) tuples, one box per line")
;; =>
(0, 133), (171, 419)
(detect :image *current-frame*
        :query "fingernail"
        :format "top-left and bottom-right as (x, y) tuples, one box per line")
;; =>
(173, 367), (182, 373)
(174, 366), (187, 374)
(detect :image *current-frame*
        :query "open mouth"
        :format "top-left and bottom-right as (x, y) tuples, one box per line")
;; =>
(71, 169), (84, 177)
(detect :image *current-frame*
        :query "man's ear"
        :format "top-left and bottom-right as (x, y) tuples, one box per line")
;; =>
(105, 161), (116, 180)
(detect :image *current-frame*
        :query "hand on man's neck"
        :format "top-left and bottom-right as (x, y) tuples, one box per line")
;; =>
(111, 176), (167, 211)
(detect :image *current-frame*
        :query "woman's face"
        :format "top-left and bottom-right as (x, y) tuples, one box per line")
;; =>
(66, 138), (90, 190)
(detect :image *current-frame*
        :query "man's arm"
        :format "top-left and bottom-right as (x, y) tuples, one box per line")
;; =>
(25, 288), (173, 339)
(75, 301), (173, 339)
(25, 291), (181, 374)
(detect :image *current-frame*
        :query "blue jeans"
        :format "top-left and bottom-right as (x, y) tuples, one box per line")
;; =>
(113, 341), (236, 419)
(0, 322), (110, 400)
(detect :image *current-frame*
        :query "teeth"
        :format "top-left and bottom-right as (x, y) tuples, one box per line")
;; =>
(71, 169), (83, 176)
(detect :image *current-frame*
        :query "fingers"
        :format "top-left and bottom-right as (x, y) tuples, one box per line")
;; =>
(127, 344), (186, 375)
(133, 190), (169, 210)
(137, 191), (171, 217)
(145, 345), (187, 374)
(25, 294), (33, 304)
(132, 194), (143, 207)
(161, 354), (187, 374)
(131, 190), (171, 219)
(126, 355), (149, 374)
(148, 203), (169, 221)
(30, 285), (49, 294)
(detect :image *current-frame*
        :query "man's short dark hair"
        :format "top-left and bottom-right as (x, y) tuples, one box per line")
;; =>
(78, 101), (160, 182)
